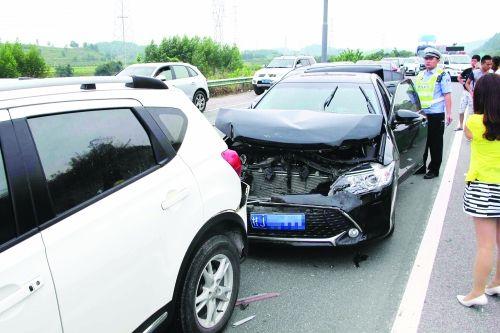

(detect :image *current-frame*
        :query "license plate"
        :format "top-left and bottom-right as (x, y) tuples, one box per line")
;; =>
(250, 213), (306, 231)
(261, 79), (271, 84)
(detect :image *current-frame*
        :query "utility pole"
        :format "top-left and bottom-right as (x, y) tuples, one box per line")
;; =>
(321, 0), (328, 62)
(118, 0), (128, 64)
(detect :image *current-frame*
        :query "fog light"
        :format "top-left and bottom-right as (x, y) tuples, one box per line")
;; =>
(348, 228), (359, 238)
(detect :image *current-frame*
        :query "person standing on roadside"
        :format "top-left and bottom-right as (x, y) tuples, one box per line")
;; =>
(465, 55), (493, 94)
(493, 56), (500, 74)
(456, 55), (481, 131)
(414, 47), (453, 179)
(458, 74), (500, 307)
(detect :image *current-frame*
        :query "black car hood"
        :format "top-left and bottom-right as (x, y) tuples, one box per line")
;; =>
(215, 108), (383, 148)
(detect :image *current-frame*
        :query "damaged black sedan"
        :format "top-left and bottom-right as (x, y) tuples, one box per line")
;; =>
(216, 72), (427, 246)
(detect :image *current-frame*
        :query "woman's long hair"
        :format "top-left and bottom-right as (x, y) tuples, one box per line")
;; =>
(473, 73), (500, 141)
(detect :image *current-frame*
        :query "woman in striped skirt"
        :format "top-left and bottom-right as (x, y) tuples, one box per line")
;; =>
(458, 74), (500, 307)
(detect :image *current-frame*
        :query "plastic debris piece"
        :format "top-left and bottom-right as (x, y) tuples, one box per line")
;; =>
(239, 303), (249, 311)
(232, 315), (256, 327)
(236, 292), (280, 306)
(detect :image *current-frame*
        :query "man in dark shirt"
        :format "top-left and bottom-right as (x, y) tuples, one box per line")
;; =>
(456, 54), (480, 130)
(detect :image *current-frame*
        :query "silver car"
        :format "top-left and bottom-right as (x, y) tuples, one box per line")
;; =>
(118, 62), (210, 112)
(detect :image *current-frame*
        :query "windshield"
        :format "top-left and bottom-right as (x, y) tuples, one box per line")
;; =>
(447, 55), (470, 64)
(267, 59), (295, 68)
(255, 82), (380, 114)
(117, 66), (156, 77)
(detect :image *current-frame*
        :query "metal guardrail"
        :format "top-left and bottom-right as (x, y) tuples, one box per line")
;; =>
(207, 77), (252, 88)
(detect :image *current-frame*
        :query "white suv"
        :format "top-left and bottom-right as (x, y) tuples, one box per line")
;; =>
(252, 56), (316, 95)
(118, 63), (210, 112)
(0, 76), (248, 333)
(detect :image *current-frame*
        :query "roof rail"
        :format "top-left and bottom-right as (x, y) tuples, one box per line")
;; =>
(0, 76), (168, 91)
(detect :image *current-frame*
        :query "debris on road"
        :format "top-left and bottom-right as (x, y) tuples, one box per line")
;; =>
(232, 315), (256, 328)
(239, 303), (249, 311)
(236, 292), (280, 306)
(353, 253), (369, 268)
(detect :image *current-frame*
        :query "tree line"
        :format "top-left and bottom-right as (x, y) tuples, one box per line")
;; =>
(330, 48), (414, 62)
(0, 42), (47, 78)
(140, 36), (243, 77)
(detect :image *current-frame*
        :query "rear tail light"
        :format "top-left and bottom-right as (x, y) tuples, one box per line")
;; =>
(222, 149), (242, 177)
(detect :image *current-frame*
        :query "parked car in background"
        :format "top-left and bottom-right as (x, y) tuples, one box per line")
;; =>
(118, 63), (210, 112)
(0, 76), (248, 333)
(382, 57), (405, 72)
(302, 63), (405, 95)
(402, 57), (421, 76)
(216, 72), (426, 247)
(252, 56), (317, 95)
(442, 54), (471, 81)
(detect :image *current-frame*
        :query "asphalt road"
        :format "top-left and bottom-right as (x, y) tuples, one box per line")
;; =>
(200, 82), (494, 332)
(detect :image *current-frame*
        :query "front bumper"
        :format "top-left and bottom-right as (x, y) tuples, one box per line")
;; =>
(247, 185), (394, 247)
(252, 78), (277, 88)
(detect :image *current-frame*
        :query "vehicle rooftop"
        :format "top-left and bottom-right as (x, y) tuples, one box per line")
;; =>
(281, 72), (375, 84)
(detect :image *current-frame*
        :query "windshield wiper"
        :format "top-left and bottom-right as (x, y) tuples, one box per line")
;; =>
(359, 86), (375, 114)
(323, 86), (338, 110)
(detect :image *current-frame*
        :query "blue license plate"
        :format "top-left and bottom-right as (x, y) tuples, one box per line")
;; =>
(250, 213), (306, 231)
(261, 79), (271, 84)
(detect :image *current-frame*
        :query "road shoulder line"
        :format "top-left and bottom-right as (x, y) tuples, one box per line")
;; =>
(391, 130), (464, 333)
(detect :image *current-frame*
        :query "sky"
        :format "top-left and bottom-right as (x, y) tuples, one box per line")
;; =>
(0, 0), (497, 51)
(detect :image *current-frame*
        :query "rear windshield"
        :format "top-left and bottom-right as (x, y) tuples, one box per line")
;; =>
(255, 82), (381, 115)
(118, 66), (156, 77)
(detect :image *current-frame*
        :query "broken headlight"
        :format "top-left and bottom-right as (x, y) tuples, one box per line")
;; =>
(329, 162), (395, 195)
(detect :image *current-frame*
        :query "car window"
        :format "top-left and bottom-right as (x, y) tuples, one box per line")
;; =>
(187, 67), (198, 77)
(393, 81), (420, 113)
(147, 107), (188, 152)
(28, 109), (157, 215)
(172, 65), (190, 79)
(255, 83), (381, 114)
(118, 66), (156, 77)
(156, 67), (173, 81)
(0, 145), (16, 246)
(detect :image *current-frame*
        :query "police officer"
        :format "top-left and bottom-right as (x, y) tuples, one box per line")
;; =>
(415, 47), (453, 179)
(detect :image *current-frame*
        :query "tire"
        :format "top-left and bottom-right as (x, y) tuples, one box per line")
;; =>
(193, 90), (207, 112)
(179, 235), (240, 333)
(253, 85), (264, 95)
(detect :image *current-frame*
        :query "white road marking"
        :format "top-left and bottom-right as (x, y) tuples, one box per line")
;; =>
(391, 129), (464, 333)
(207, 101), (250, 112)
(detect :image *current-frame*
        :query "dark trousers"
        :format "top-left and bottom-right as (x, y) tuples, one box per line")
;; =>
(423, 113), (445, 174)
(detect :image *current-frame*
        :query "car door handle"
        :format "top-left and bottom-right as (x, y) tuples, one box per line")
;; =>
(161, 188), (190, 210)
(0, 277), (43, 315)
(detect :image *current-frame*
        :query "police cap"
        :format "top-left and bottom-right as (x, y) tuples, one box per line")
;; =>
(423, 47), (441, 60)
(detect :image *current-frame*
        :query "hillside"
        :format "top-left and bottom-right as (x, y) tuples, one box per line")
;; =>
(473, 33), (500, 55)
(24, 41), (144, 67)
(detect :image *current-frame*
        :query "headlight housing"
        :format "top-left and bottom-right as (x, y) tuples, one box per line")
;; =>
(329, 162), (395, 195)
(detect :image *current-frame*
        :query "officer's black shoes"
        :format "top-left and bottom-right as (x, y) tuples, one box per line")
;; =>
(415, 165), (426, 175)
(424, 171), (439, 179)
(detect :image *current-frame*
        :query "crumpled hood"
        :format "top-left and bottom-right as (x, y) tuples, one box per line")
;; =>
(215, 108), (384, 148)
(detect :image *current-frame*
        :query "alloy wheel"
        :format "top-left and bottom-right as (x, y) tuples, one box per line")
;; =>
(194, 254), (234, 329)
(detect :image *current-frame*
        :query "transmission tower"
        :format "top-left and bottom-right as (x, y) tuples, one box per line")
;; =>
(212, 0), (225, 44)
(117, 0), (128, 63)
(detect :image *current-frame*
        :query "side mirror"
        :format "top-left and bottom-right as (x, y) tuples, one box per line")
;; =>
(394, 109), (420, 123)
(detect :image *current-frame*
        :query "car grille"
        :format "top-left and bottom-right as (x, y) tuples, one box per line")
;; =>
(248, 171), (330, 198)
(248, 205), (352, 239)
